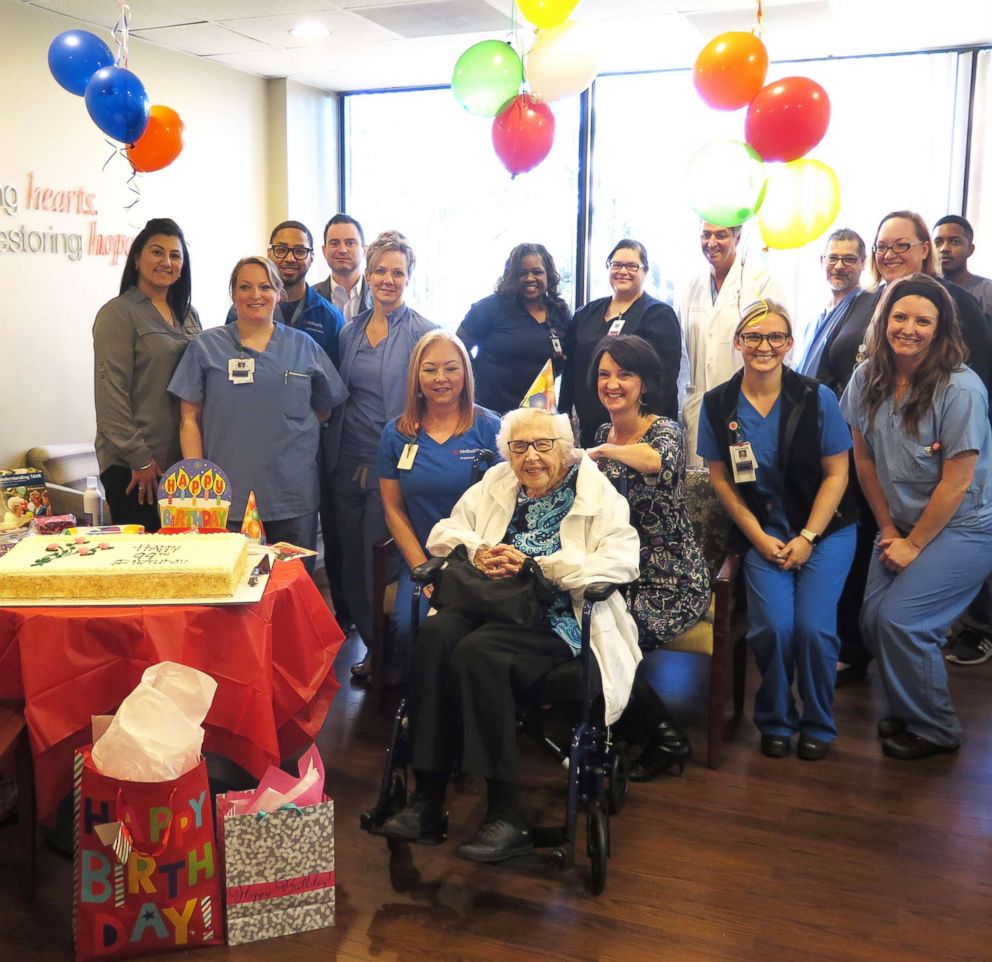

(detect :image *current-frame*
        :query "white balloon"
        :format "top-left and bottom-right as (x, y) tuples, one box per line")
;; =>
(525, 20), (600, 103)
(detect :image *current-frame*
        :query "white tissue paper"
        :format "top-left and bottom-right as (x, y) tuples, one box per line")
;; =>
(91, 661), (218, 782)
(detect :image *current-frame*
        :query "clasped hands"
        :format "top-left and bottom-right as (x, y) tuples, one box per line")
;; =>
(759, 534), (813, 571)
(474, 544), (528, 579)
(877, 525), (920, 572)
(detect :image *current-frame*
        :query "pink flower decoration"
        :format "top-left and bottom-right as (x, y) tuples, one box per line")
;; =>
(74, 537), (86, 544)
(78, 547), (91, 556)
(46, 544), (59, 551)
(98, 542), (111, 549)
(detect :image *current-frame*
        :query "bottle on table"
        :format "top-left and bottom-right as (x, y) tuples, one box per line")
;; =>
(82, 476), (104, 526)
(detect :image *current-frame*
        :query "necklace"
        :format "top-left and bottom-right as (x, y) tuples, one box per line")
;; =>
(610, 416), (650, 446)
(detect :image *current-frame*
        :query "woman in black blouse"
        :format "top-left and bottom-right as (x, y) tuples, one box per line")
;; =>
(560, 239), (681, 447)
(456, 243), (572, 414)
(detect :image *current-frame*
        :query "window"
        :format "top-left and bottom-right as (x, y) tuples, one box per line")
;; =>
(343, 88), (581, 329)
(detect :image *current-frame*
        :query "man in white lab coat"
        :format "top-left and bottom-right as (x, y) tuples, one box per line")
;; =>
(679, 222), (786, 466)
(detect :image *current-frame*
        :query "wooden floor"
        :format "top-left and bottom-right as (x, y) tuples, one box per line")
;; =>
(2, 581), (991, 961)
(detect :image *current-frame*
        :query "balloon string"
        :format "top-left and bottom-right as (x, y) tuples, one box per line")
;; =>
(754, 0), (765, 37)
(100, 140), (142, 212)
(112, 1), (131, 68)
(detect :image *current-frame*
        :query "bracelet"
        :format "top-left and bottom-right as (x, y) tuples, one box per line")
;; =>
(800, 528), (819, 546)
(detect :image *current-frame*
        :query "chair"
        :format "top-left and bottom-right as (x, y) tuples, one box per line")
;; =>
(655, 468), (748, 769)
(369, 536), (398, 712)
(0, 705), (36, 900)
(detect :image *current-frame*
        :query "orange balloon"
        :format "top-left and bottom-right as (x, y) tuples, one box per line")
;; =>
(693, 32), (768, 111)
(127, 104), (184, 172)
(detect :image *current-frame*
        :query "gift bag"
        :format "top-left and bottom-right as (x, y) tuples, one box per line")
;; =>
(217, 745), (335, 945)
(73, 747), (223, 962)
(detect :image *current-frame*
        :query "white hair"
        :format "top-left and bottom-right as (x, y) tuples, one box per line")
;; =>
(495, 408), (578, 465)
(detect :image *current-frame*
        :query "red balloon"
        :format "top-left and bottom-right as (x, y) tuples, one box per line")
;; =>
(693, 31), (768, 111)
(745, 77), (830, 163)
(127, 104), (185, 172)
(492, 94), (555, 177)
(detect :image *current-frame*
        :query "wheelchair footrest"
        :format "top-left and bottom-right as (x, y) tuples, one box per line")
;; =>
(530, 825), (567, 848)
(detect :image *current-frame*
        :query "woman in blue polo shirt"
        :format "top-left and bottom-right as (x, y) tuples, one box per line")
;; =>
(376, 330), (501, 685)
(168, 256), (347, 570)
(841, 273), (992, 760)
(698, 300), (857, 761)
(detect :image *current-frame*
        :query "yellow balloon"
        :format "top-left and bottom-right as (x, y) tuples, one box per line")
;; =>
(525, 20), (600, 103)
(518, 0), (580, 29)
(757, 158), (841, 250)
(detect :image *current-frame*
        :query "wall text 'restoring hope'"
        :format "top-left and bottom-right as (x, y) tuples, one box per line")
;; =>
(0, 173), (134, 265)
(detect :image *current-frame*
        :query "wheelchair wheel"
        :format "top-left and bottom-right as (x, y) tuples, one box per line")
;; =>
(606, 751), (630, 815)
(587, 807), (608, 895)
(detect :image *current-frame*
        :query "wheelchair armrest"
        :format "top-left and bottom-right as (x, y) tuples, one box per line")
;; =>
(714, 553), (742, 585)
(583, 581), (619, 603)
(411, 556), (446, 583)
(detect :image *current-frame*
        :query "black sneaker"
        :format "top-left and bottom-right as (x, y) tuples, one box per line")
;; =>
(457, 818), (533, 863)
(945, 632), (992, 666)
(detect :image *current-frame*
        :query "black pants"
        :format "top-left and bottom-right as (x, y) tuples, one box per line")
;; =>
(408, 609), (575, 783)
(100, 464), (161, 531)
(837, 475), (876, 669)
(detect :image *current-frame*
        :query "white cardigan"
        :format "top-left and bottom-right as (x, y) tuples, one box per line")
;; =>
(426, 453), (642, 725)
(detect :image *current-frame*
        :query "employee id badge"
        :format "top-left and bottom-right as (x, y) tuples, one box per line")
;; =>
(549, 333), (564, 359)
(607, 317), (626, 336)
(730, 441), (757, 483)
(397, 443), (419, 470)
(229, 357), (255, 384)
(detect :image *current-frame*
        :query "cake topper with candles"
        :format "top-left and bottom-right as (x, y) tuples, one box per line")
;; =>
(157, 459), (231, 531)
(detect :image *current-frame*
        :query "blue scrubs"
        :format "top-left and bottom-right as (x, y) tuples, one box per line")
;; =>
(376, 408), (501, 680)
(167, 323), (346, 528)
(841, 365), (992, 746)
(698, 383), (855, 741)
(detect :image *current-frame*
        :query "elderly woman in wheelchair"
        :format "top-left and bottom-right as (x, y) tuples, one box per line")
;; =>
(371, 407), (640, 864)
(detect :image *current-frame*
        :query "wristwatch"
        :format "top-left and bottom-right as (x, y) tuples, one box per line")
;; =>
(800, 528), (820, 546)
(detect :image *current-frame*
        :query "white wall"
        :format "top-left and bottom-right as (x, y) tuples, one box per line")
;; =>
(0, 0), (275, 466)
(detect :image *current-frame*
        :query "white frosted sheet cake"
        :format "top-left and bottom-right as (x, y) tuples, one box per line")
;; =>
(0, 532), (250, 600)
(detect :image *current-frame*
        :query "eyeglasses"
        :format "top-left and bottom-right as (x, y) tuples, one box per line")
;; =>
(507, 438), (557, 454)
(872, 241), (923, 256)
(609, 261), (644, 273)
(739, 332), (790, 348)
(269, 245), (313, 260)
(823, 254), (861, 267)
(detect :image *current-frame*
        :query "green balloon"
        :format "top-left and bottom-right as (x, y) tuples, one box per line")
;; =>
(686, 140), (767, 227)
(452, 40), (523, 118)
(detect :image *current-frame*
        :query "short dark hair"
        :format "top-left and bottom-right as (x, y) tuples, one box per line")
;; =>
(120, 218), (192, 320)
(324, 213), (365, 245)
(588, 335), (666, 415)
(825, 227), (866, 260)
(933, 215), (974, 243)
(495, 243), (562, 302)
(270, 220), (313, 248)
(606, 238), (649, 270)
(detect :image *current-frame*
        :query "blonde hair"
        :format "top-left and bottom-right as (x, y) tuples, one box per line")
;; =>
(396, 330), (476, 438)
(734, 299), (792, 338)
(365, 230), (416, 276)
(229, 256), (284, 300)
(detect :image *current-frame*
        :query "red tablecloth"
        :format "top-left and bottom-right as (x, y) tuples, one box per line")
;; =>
(0, 560), (344, 822)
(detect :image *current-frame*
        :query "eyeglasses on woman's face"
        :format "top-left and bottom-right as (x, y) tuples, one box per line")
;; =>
(873, 241), (924, 256)
(608, 261), (644, 274)
(507, 438), (558, 454)
(738, 332), (790, 348)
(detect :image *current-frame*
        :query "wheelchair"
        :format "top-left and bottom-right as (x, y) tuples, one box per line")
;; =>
(359, 564), (631, 895)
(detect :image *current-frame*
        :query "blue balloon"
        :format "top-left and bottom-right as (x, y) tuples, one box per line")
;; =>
(84, 67), (151, 144)
(48, 30), (114, 96)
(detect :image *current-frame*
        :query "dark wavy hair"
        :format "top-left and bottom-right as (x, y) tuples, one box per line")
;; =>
(588, 335), (665, 415)
(494, 243), (563, 304)
(120, 218), (192, 320)
(859, 273), (966, 438)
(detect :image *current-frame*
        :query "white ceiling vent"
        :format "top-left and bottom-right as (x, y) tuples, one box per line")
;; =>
(353, 0), (510, 39)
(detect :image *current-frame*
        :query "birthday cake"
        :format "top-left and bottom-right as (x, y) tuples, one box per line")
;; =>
(0, 533), (250, 601)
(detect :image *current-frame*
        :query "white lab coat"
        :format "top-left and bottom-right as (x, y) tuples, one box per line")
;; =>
(679, 254), (786, 467)
(427, 454), (642, 725)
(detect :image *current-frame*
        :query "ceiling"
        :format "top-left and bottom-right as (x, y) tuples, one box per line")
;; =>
(22, 0), (992, 92)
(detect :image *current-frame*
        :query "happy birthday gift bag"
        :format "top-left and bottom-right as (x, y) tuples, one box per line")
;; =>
(73, 747), (223, 961)
(217, 745), (335, 945)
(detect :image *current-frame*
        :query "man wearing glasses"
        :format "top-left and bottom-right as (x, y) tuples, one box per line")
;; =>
(227, 220), (344, 367)
(798, 229), (867, 381)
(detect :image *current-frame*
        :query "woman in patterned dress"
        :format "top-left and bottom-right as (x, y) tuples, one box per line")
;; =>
(587, 335), (710, 780)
